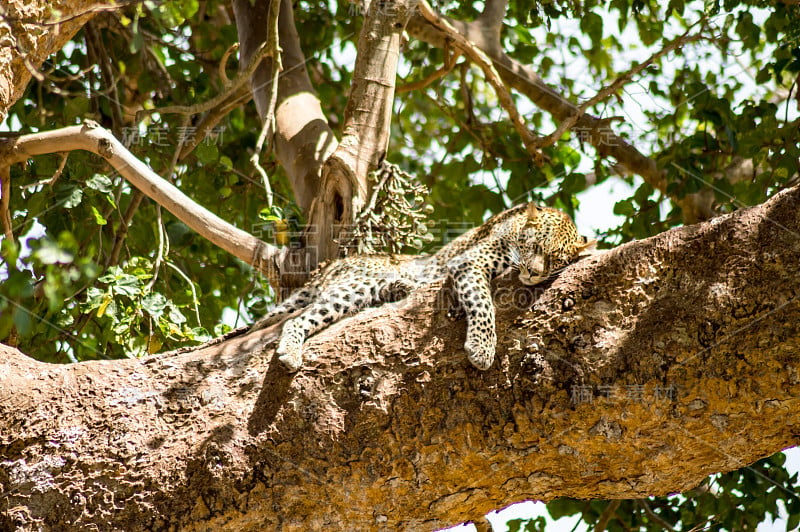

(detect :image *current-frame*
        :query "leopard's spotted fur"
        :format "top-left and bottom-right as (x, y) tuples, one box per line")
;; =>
(252, 203), (593, 371)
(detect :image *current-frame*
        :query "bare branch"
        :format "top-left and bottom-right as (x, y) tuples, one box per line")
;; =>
(405, 11), (724, 222)
(0, 165), (12, 241)
(638, 501), (678, 532)
(405, 13), (661, 177)
(250, 0), (283, 208)
(594, 500), (621, 532)
(536, 22), (705, 150)
(107, 190), (145, 268)
(135, 41), (270, 123)
(397, 47), (462, 94)
(177, 84), (251, 161)
(417, 0), (545, 164)
(218, 42), (240, 85)
(233, 0), (337, 214)
(47, 152), (69, 186)
(0, 121), (283, 282)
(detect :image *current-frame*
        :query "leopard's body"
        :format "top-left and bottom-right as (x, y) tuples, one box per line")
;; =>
(252, 203), (593, 371)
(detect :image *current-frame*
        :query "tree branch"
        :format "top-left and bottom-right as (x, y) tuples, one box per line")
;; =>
(536, 22), (705, 150)
(232, 0), (337, 215)
(305, 0), (416, 263)
(1, 185), (799, 530)
(249, 0), (282, 209)
(418, 0), (545, 163)
(0, 164), (12, 241)
(0, 122), (283, 282)
(397, 46), (461, 94)
(405, 10), (720, 221)
(134, 41), (271, 123)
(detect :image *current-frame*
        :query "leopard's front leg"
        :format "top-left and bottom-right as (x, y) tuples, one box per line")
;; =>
(447, 254), (497, 370)
(276, 280), (381, 371)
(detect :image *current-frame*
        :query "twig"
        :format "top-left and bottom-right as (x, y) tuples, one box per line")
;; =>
(107, 191), (145, 267)
(536, 21), (706, 149)
(1, 166), (13, 241)
(219, 43), (240, 85)
(638, 500), (678, 532)
(165, 261), (201, 326)
(148, 115), (189, 290)
(47, 152), (69, 186)
(593, 500), (621, 532)
(85, 22), (125, 136)
(417, 0), (545, 164)
(397, 46), (462, 93)
(136, 41), (270, 122)
(178, 84), (251, 161)
(250, 0), (283, 208)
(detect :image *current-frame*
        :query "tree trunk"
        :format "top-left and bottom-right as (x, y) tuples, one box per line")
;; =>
(2, 185), (799, 530)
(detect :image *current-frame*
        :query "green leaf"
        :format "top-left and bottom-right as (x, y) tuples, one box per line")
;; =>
(99, 270), (141, 297)
(167, 305), (187, 325)
(580, 12), (603, 48)
(90, 205), (107, 226)
(86, 174), (114, 193)
(57, 186), (83, 209)
(13, 308), (32, 336)
(547, 499), (583, 519)
(141, 292), (168, 318)
(194, 141), (219, 164)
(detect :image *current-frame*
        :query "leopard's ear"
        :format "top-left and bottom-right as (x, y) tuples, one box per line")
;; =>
(576, 237), (597, 255)
(526, 203), (540, 220)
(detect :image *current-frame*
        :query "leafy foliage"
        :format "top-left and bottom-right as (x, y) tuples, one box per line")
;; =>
(1, 0), (798, 528)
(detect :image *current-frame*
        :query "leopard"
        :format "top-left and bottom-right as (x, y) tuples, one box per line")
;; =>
(251, 203), (595, 372)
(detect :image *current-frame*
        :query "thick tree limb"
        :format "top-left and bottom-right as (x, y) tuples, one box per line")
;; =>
(0, 122), (283, 281)
(232, 0), (337, 214)
(1, 185), (799, 530)
(306, 0), (417, 263)
(0, 0), (106, 120)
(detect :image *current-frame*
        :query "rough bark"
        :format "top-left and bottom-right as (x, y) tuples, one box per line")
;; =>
(307, 0), (416, 264)
(2, 185), (799, 531)
(0, 0), (102, 121)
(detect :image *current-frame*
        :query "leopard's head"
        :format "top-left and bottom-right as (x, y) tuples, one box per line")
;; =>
(515, 203), (595, 286)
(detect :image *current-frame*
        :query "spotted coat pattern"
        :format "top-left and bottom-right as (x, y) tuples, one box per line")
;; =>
(252, 203), (593, 371)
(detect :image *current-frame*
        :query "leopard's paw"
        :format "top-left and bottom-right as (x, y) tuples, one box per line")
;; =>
(276, 335), (304, 372)
(464, 338), (495, 370)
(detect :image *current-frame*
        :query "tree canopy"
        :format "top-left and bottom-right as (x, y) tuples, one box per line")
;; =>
(1, 0), (799, 529)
